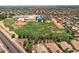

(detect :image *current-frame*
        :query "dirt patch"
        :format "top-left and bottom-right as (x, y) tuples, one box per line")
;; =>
(13, 21), (27, 29)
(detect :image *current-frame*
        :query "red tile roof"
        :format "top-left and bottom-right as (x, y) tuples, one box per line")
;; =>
(45, 42), (63, 53)
(71, 40), (79, 51)
(56, 23), (63, 28)
(58, 41), (73, 51)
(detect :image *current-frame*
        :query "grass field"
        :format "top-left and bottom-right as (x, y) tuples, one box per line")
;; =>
(3, 18), (15, 30)
(15, 21), (73, 42)
(3, 18), (73, 42)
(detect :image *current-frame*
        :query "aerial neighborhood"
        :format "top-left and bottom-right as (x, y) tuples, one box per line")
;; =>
(0, 6), (79, 53)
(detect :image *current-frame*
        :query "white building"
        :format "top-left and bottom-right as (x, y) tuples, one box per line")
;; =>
(15, 15), (38, 21)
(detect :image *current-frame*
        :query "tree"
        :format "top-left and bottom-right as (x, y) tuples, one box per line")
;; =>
(26, 39), (33, 53)
(9, 14), (15, 18)
(0, 14), (7, 21)
(11, 34), (15, 38)
(63, 48), (73, 53)
(23, 40), (27, 48)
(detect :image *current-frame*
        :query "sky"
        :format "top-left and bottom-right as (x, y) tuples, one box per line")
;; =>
(0, 0), (78, 5)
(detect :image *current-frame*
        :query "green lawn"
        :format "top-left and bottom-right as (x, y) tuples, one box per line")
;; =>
(3, 18), (15, 30)
(3, 18), (73, 42)
(15, 21), (73, 42)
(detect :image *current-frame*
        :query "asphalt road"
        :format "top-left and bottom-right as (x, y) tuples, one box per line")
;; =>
(0, 31), (24, 53)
